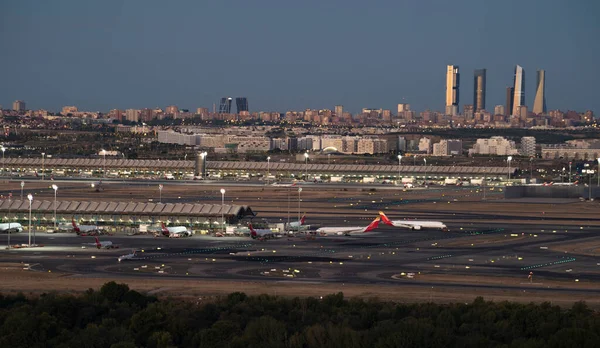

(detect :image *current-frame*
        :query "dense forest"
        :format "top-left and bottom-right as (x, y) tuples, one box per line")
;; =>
(0, 282), (598, 348)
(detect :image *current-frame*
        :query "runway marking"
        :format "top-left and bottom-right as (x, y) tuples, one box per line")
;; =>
(521, 257), (577, 271)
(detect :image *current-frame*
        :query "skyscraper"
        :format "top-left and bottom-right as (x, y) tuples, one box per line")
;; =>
(236, 97), (249, 113)
(473, 69), (486, 111)
(445, 65), (460, 116)
(12, 100), (25, 111)
(505, 87), (514, 117)
(219, 97), (232, 114)
(512, 65), (525, 116)
(335, 105), (343, 116)
(533, 70), (547, 114)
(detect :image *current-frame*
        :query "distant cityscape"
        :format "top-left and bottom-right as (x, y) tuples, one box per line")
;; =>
(1, 65), (596, 130)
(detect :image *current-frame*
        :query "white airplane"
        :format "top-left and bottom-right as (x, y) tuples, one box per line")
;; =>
(287, 215), (306, 231)
(316, 217), (380, 236)
(379, 211), (448, 232)
(0, 222), (23, 233)
(271, 182), (298, 187)
(72, 219), (102, 235)
(249, 223), (275, 240)
(160, 222), (192, 237)
(118, 250), (139, 262)
(83, 237), (116, 249)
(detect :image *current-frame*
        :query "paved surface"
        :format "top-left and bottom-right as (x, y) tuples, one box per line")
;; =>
(1, 179), (599, 301)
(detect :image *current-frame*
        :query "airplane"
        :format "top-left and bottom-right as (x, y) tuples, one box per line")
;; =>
(379, 211), (448, 232)
(287, 215), (306, 231)
(83, 237), (117, 249)
(160, 222), (192, 237)
(118, 250), (139, 262)
(271, 182), (298, 187)
(0, 222), (23, 233)
(315, 217), (380, 236)
(72, 218), (102, 235)
(249, 223), (276, 240)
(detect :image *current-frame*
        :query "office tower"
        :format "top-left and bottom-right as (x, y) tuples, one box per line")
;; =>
(473, 69), (486, 111)
(512, 65), (525, 116)
(12, 100), (26, 111)
(505, 87), (514, 116)
(236, 97), (249, 113)
(533, 70), (547, 114)
(445, 65), (460, 115)
(335, 105), (343, 116)
(463, 104), (474, 120)
(219, 97), (232, 114)
(494, 105), (505, 116)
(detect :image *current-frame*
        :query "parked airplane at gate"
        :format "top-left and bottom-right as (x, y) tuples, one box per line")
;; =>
(72, 219), (102, 235)
(249, 223), (275, 240)
(315, 217), (380, 236)
(378, 211), (448, 232)
(287, 215), (306, 231)
(160, 222), (192, 237)
(0, 222), (23, 233)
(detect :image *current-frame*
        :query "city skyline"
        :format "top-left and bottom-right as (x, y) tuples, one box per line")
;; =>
(0, 1), (598, 114)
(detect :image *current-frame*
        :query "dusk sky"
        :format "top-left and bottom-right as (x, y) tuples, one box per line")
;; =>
(1, 0), (598, 114)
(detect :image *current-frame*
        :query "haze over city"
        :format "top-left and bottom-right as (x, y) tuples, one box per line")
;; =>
(1, 0), (598, 113)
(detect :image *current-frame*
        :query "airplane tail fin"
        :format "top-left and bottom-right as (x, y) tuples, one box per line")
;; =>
(300, 215), (306, 225)
(72, 218), (81, 232)
(364, 217), (380, 232)
(378, 211), (394, 226)
(248, 223), (258, 239)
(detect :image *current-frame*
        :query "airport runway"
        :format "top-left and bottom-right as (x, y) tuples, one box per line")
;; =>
(1, 221), (599, 296)
(1, 179), (599, 301)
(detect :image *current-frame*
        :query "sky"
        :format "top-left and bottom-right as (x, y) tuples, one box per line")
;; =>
(1, 0), (599, 114)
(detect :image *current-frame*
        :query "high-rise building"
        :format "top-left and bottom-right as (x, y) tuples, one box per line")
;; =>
(520, 136), (536, 157)
(445, 65), (460, 116)
(433, 139), (463, 156)
(236, 97), (248, 113)
(12, 100), (25, 111)
(512, 65), (525, 116)
(533, 70), (547, 114)
(397, 103), (410, 114)
(125, 109), (140, 122)
(473, 69), (486, 111)
(494, 105), (505, 116)
(165, 105), (179, 117)
(219, 97), (232, 114)
(505, 87), (514, 116)
(335, 105), (343, 117)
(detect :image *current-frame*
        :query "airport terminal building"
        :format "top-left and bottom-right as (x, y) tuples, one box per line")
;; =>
(0, 200), (255, 233)
(1, 157), (512, 181)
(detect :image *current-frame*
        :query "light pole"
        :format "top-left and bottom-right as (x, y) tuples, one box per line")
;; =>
(220, 188), (226, 233)
(267, 156), (271, 182)
(597, 158), (600, 186)
(483, 175), (487, 200)
(507, 156), (513, 182)
(397, 155), (402, 184)
(52, 184), (58, 231)
(562, 167), (565, 183)
(159, 184), (163, 203)
(424, 158), (428, 187)
(20, 181), (24, 200)
(413, 155), (417, 166)
(569, 161), (572, 183)
(7, 193), (11, 249)
(27, 194), (33, 247)
(328, 154), (331, 165)
(304, 152), (309, 180)
(41, 152), (45, 181)
(101, 149), (106, 178)
(529, 157), (534, 182)
(200, 151), (207, 178)
(298, 187), (302, 226)
(1, 146), (5, 174)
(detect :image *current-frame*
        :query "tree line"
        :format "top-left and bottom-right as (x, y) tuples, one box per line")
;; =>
(0, 281), (598, 348)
